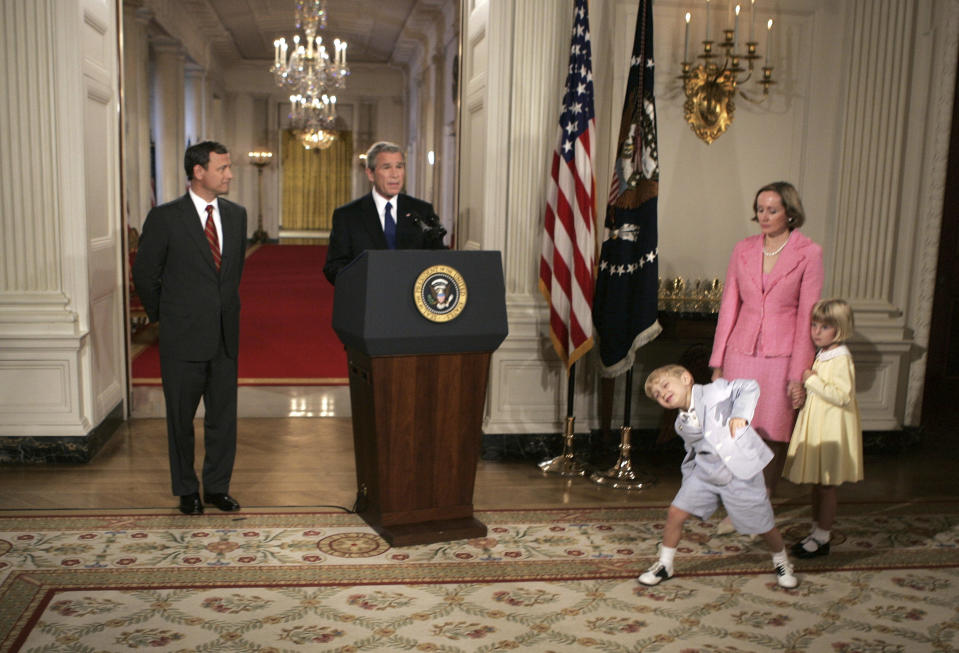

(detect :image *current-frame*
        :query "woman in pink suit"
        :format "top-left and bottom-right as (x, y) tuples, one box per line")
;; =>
(710, 181), (824, 499)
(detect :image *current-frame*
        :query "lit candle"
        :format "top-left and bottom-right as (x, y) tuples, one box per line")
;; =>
(749, 0), (756, 42)
(341, 42), (347, 66)
(273, 39), (279, 66)
(765, 18), (773, 65)
(705, 0), (711, 39)
(734, 5), (740, 48)
(684, 12), (691, 61)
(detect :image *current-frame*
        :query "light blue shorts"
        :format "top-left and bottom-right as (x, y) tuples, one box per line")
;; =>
(672, 472), (775, 535)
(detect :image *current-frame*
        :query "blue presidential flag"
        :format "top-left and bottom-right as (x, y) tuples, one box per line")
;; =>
(593, 0), (662, 377)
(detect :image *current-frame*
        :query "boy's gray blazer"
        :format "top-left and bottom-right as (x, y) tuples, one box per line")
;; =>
(681, 378), (774, 480)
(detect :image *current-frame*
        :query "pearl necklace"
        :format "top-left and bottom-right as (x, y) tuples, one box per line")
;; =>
(763, 233), (790, 257)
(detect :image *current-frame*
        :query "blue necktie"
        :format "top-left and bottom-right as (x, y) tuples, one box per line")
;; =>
(384, 201), (396, 249)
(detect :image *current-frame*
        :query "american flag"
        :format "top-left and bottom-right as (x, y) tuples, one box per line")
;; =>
(539, 0), (597, 370)
(592, 0), (662, 377)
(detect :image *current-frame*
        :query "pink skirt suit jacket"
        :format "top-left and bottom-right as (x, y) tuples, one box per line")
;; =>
(708, 230), (824, 442)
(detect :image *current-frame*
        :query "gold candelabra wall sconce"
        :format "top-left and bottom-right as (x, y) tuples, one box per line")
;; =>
(679, 1), (775, 144)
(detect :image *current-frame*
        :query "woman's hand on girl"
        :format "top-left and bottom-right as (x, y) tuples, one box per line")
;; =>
(788, 381), (806, 409)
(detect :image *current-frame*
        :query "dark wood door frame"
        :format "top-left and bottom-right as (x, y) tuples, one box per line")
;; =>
(921, 54), (959, 433)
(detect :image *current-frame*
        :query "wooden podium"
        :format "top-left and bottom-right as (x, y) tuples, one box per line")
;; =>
(332, 250), (508, 546)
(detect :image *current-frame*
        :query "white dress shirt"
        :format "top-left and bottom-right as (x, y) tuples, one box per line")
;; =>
(189, 189), (222, 254)
(371, 188), (399, 233)
(679, 393), (700, 429)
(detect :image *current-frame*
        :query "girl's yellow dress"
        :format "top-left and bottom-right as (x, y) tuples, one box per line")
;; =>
(783, 345), (863, 485)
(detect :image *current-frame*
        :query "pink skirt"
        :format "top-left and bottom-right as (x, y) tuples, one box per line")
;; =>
(722, 351), (797, 443)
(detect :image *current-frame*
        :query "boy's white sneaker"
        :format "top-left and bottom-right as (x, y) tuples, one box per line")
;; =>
(775, 559), (798, 589)
(637, 560), (673, 586)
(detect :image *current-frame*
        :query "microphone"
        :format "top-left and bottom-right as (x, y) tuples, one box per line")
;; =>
(405, 209), (447, 240)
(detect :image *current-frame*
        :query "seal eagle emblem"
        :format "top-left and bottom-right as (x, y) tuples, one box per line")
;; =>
(413, 265), (467, 322)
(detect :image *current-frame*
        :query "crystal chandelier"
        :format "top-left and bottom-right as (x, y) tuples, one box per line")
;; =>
(271, 0), (349, 150)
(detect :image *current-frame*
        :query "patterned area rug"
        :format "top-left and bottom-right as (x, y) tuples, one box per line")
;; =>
(1, 504), (957, 652)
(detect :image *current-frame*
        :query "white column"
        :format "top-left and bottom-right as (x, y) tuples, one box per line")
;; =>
(229, 92), (256, 232)
(833, 0), (916, 324)
(829, 0), (957, 429)
(0, 0), (68, 302)
(502, 0), (568, 300)
(429, 49), (445, 209)
(1, 0), (123, 444)
(184, 62), (207, 145)
(151, 38), (185, 203)
(462, 0), (583, 434)
(123, 4), (153, 229)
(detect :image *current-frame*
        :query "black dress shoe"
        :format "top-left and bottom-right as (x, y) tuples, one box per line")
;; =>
(203, 493), (241, 512)
(178, 493), (204, 515)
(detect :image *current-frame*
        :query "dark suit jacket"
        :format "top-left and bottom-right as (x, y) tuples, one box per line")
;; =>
(132, 193), (248, 361)
(323, 192), (446, 284)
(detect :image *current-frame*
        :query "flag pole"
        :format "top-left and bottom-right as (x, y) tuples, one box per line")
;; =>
(590, 368), (655, 489)
(537, 0), (595, 478)
(589, 0), (660, 489)
(538, 362), (588, 476)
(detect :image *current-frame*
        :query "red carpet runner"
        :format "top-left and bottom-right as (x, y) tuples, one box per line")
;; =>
(132, 244), (348, 385)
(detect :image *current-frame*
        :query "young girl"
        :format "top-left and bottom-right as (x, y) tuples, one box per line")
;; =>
(782, 298), (863, 558)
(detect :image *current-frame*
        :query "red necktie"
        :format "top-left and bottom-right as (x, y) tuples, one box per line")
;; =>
(204, 205), (221, 271)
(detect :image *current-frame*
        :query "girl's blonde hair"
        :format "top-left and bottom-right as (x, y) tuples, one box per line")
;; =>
(812, 298), (854, 344)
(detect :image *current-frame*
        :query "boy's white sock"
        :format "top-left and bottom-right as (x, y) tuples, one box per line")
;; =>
(659, 545), (677, 572)
(771, 549), (789, 567)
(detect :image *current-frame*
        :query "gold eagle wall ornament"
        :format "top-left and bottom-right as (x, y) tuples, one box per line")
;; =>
(683, 64), (737, 144)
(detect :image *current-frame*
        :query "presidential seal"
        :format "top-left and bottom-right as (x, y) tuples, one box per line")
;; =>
(413, 265), (467, 322)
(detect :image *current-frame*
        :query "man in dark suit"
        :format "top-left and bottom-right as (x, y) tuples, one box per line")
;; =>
(323, 141), (446, 284)
(132, 141), (247, 515)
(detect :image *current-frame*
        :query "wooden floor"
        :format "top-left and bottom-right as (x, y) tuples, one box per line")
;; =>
(2, 418), (958, 513)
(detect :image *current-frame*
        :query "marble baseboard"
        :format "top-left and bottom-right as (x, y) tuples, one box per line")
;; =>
(0, 403), (124, 464)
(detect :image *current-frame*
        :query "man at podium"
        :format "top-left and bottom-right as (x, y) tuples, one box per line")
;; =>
(323, 141), (446, 284)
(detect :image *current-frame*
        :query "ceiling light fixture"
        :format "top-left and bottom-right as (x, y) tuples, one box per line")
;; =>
(271, 0), (349, 150)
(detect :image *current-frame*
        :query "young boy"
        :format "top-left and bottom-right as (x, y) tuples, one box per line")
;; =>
(639, 364), (798, 589)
